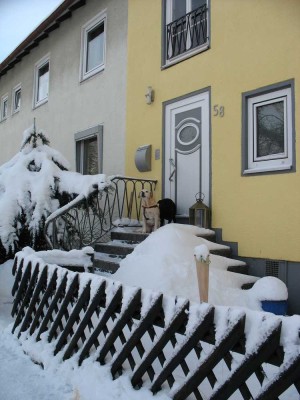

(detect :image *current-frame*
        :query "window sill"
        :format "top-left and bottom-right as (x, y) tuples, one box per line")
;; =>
(162, 42), (209, 70)
(80, 64), (105, 83)
(243, 164), (292, 175)
(33, 98), (48, 109)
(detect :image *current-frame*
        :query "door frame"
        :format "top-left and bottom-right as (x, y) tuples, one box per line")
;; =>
(162, 87), (211, 208)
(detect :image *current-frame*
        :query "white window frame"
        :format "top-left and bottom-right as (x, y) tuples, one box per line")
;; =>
(80, 10), (107, 82)
(243, 86), (293, 174)
(164, 0), (209, 67)
(33, 54), (50, 108)
(0, 94), (8, 121)
(12, 83), (22, 114)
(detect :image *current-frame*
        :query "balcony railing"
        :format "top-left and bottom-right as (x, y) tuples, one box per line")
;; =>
(45, 176), (157, 250)
(166, 4), (208, 61)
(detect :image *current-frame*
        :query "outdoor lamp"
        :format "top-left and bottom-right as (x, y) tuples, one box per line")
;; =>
(189, 192), (211, 229)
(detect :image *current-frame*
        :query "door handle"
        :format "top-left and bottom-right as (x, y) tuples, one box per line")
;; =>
(169, 158), (176, 181)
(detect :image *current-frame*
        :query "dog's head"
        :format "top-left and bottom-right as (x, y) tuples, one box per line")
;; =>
(138, 189), (153, 199)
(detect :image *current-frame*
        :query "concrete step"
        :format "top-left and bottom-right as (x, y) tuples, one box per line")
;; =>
(111, 230), (149, 243)
(94, 240), (136, 256)
(209, 247), (231, 258)
(93, 252), (125, 274)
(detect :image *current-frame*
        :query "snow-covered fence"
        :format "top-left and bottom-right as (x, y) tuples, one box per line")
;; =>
(45, 176), (157, 250)
(11, 250), (300, 400)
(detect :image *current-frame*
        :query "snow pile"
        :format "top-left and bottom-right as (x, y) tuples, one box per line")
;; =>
(0, 126), (110, 260)
(21, 246), (94, 271)
(194, 244), (210, 262)
(113, 224), (287, 311)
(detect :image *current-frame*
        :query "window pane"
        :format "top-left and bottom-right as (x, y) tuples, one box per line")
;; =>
(256, 100), (285, 157)
(84, 137), (98, 175)
(172, 0), (186, 21)
(87, 23), (104, 72)
(37, 63), (49, 102)
(15, 89), (21, 110)
(191, 0), (206, 11)
(3, 99), (8, 118)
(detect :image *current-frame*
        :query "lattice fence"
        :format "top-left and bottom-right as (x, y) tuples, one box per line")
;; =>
(11, 250), (300, 400)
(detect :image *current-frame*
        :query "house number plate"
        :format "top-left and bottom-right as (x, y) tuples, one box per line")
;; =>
(213, 105), (225, 117)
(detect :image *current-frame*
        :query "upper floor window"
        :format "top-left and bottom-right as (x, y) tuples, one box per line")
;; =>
(242, 81), (295, 175)
(34, 55), (50, 108)
(163, 0), (209, 66)
(12, 84), (21, 114)
(1, 95), (8, 121)
(80, 11), (106, 81)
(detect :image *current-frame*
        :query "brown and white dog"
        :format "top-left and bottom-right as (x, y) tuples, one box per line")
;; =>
(139, 189), (160, 233)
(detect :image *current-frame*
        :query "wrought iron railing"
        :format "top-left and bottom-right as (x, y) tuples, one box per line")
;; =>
(166, 4), (208, 61)
(11, 251), (300, 400)
(45, 176), (157, 250)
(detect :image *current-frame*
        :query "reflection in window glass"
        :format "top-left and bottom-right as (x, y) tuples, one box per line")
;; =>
(84, 137), (98, 174)
(76, 136), (99, 175)
(172, 0), (186, 21)
(14, 89), (21, 110)
(37, 63), (49, 102)
(3, 98), (8, 118)
(87, 23), (104, 72)
(256, 101), (284, 157)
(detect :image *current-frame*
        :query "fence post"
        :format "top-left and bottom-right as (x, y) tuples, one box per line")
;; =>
(194, 245), (210, 303)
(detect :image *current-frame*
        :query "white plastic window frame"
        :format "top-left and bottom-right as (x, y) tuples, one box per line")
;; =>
(12, 83), (22, 114)
(245, 87), (293, 174)
(0, 94), (8, 121)
(33, 54), (50, 109)
(164, 0), (209, 67)
(80, 10), (107, 82)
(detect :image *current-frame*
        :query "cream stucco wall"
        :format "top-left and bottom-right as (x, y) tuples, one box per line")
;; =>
(0, 0), (128, 176)
(125, 0), (300, 262)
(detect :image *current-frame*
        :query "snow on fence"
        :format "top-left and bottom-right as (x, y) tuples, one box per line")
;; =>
(11, 249), (300, 400)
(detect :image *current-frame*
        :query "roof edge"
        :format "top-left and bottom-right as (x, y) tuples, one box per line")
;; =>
(0, 0), (86, 76)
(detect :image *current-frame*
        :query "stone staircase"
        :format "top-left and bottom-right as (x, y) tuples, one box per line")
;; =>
(93, 226), (248, 275)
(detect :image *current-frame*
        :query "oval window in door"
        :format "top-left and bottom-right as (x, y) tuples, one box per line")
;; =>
(177, 123), (199, 146)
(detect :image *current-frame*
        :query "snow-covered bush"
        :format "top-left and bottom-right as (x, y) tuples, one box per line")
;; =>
(0, 126), (109, 263)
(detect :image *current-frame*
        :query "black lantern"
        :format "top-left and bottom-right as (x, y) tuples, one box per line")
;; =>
(189, 193), (211, 228)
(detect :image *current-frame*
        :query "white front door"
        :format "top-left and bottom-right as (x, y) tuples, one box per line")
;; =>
(164, 91), (210, 216)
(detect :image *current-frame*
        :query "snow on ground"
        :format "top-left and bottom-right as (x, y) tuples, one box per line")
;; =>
(0, 260), (171, 400)
(0, 224), (291, 400)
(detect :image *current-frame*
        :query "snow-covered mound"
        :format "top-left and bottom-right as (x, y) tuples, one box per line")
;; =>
(0, 126), (110, 261)
(113, 224), (288, 311)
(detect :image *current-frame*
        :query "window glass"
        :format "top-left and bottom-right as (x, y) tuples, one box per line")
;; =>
(243, 84), (293, 174)
(77, 136), (99, 175)
(172, 0), (186, 21)
(87, 23), (104, 72)
(84, 137), (98, 174)
(14, 88), (21, 110)
(192, 0), (206, 11)
(3, 98), (8, 118)
(256, 100), (284, 158)
(37, 63), (49, 102)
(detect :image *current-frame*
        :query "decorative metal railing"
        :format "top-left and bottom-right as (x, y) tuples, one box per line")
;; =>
(166, 4), (208, 61)
(45, 176), (157, 250)
(11, 251), (300, 400)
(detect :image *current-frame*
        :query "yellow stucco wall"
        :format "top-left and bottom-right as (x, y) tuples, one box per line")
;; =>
(125, 0), (300, 262)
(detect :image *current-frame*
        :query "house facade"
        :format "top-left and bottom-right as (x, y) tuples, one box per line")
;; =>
(125, 1), (300, 313)
(0, 0), (128, 176)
